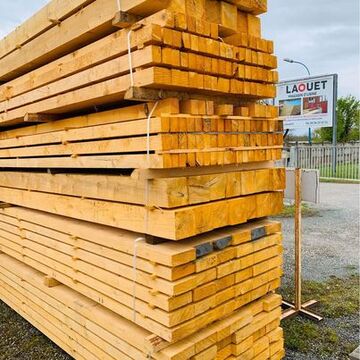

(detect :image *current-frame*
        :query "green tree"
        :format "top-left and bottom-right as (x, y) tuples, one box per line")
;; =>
(315, 95), (360, 143)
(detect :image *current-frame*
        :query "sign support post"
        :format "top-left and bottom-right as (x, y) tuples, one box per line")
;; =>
(281, 168), (323, 322)
(332, 74), (338, 177)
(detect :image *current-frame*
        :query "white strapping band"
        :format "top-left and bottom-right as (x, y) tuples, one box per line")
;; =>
(132, 102), (160, 322)
(146, 101), (159, 165)
(121, 6), (161, 324)
(116, 0), (121, 12)
(127, 29), (134, 87)
(132, 237), (145, 322)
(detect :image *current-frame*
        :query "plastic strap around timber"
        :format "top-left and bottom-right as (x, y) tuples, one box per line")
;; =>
(116, 0), (122, 12)
(125, 14), (161, 330)
(127, 29), (134, 87)
(132, 101), (159, 325)
(132, 236), (144, 322)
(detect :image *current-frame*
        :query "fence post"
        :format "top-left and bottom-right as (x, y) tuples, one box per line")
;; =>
(295, 142), (299, 168)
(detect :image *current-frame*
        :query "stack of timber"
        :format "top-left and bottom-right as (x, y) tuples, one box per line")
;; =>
(0, 0), (285, 359)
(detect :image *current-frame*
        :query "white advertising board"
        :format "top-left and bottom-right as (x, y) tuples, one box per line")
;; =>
(276, 74), (338, 129)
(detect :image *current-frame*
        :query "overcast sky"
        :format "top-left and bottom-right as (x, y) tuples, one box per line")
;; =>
(0, 0), (359, 97)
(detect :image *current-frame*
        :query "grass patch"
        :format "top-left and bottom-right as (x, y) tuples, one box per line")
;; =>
(319, 163), (359, 180)
(275, 203), (320, 218)
(281, 274), (359, 318)
(280, 275), (360, 358)
(283, 319), (340, 355)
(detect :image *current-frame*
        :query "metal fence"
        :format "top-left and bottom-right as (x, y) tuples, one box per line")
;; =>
(286, 144), (360, 180)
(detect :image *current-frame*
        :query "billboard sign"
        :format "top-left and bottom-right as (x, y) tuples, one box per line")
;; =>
(276, 74), (338, 129)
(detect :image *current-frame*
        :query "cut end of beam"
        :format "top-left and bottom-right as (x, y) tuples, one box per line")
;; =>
(43, 276), (62, 288)
(112, 11), (142, 28)
(24, 113), (59, 123)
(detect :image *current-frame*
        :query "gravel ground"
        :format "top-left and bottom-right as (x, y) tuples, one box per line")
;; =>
(279, 182), (360, 360)
(284, 314), (360, 360)
(0, 183), (358, 359)
(0, 300), (71, 360)
(281, 182), (360, 286)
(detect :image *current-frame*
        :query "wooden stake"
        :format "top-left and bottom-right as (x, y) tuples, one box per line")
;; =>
(281, 168), (323, 322)
(295, 167), (302, 311)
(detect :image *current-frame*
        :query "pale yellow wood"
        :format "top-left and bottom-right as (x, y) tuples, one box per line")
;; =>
(0, 168), (285, 208)
(0, 253), (282, 359)
(0, 0), (95, 60)
(43, 276), (61, 288)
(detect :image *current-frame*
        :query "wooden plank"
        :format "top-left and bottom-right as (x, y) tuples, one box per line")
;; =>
(1, 219), (278, 332)
(0, 220), (281, 296)
(0, 115), (283, 149)
(0, 0), (95, 60)
(0, 67), (276, 126)
(0, 134), (282, 158)
(121, 0), (170, 16)
(0, 148), (282, 169)
(0, 168), (285, 208)
(0, 253), (283, 358)
(0, 99), (178, 139)
(0, 234), (281, 343)
(0, 1), (178, 81)
(0, 272), (141, 360)
(0, 210), (281, 288)
(0, 44), (278, 116)
(0, 258), (152, 358)
(0, 186), (283, 239)
(0, 206), (280, 267)
(0, 0), (118, 81)
(0, 22), (165, 103)
(0, 24), (277, 115)
(0, 45), (161, 113)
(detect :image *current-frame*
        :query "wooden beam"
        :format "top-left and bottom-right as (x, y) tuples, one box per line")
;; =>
(0, 23), (163, 104)
(0, 99), (178, 140)
(0, 168), (285, 208)
(0, 0), (96, 60)
(0, 186), (283, 239)
(0, 2), (175, 81)
(0, 206), (281, 268)
(0, 67), (276, 126)
(0, 253), (283, 358)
